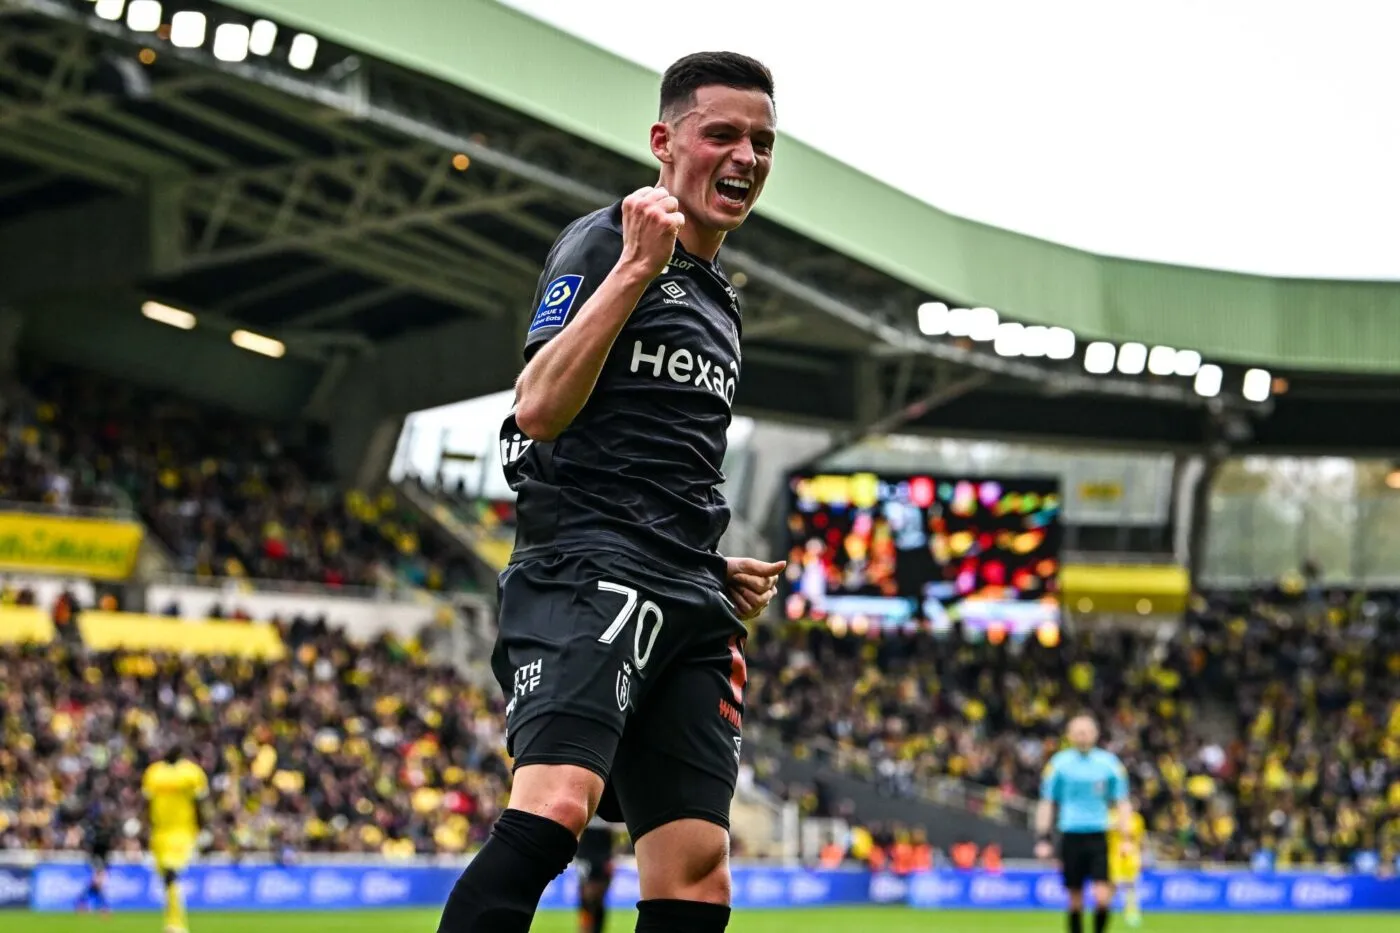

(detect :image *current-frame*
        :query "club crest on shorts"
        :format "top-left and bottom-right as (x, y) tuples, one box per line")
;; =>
(529, 273), (584, 333)
(615, 667), (631, 711)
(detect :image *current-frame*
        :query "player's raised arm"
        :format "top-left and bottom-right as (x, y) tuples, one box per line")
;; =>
(514, 187), (685, 442)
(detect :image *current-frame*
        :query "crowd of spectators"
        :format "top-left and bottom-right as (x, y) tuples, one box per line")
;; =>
(1, 583), (1397, 868)
(745, 585), (1400, 868)
(1, 365), (479, 594)
(1203, 588), (1400, 868)
(0, 618), (510, 858)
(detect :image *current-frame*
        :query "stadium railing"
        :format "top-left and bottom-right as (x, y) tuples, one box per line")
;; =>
(749, 724), (1036, 829)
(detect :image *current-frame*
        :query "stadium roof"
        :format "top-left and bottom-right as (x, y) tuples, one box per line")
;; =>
(224, 0), (1400, 375)
(3, 0), (1400, 454)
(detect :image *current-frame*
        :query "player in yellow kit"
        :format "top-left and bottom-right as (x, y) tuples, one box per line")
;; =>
(142, 746), (209, 933)
(1107, 806), (1147, 928)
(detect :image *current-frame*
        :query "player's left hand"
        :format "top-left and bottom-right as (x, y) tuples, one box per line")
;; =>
(725, 556), (785, 621)
(1119, 840), (1135, 859)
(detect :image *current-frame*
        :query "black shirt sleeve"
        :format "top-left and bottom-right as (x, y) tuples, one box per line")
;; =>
(523, 222), (624, 362)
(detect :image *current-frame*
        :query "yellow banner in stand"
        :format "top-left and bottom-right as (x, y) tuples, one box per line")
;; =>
(0, 512), (144, 580)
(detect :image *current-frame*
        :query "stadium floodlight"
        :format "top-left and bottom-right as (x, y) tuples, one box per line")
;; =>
(288, 32), (319, 70)
(1147, 345), (1177, 376)
(1242, 368), (1272, 403)
(1083, 341), (1116, 374)
(249, 19), (278, 56)
(126, 0), (159, 31)
(141, 300), (195, 330)
(1019, 325), (1048, 358)
(170, 11), (207, 48)
(94, 0), (125, 21)
(1116, 341), (1147, 375)
(1173, 348), (1202, 377)
(917, 301), (949, 336)
(231, 329), (285, 358)
(993, 321), (1024, 357)
(947, 306), (973, 338)
(1194, 363), (1223, 398)
(213, 23), (250, 62)
(1045, 326), (1075, 360)
(967, 307), (999, 342)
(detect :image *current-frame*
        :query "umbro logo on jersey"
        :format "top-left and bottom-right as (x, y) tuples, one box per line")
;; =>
(659, 281), (687, 301)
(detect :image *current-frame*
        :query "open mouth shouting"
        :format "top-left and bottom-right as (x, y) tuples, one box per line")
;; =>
(714, 175), (753, 210)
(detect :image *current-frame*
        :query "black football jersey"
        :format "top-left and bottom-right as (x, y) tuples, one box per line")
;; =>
(500, 201), (742, 586)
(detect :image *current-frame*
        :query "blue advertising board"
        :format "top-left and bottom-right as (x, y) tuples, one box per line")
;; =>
(0, 867), (32, 910)
(24, 863), (1400, 913)
(907, 868), (1400, 912)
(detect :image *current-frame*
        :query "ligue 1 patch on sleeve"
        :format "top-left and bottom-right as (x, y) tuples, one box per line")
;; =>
(529, 274), (584, 333)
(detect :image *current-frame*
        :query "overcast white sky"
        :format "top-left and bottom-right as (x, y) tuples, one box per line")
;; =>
(500, 0), (1400, 280)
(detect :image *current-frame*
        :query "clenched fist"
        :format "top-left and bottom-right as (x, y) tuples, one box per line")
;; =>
(619, 186), (685, 281)
(726, 556), (786, 622)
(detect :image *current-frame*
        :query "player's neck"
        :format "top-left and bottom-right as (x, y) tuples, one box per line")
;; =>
(678, 223), (725, 263)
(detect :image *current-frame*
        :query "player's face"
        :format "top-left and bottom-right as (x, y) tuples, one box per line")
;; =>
(653, 85), (776, 235)
(1069, 717), (1098, 749)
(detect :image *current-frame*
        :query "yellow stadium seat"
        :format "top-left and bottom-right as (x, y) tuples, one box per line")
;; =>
(475, 538), (515, 572)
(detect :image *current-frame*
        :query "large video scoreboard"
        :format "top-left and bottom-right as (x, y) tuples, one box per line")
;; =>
(781, 472), (1062, 639)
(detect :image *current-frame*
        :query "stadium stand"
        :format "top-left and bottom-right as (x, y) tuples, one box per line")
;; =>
(0, 618), (511, 858)
(4, 569), (1397, 870)
(2, 364), (479, 594)
(745, 589), (1400, 868)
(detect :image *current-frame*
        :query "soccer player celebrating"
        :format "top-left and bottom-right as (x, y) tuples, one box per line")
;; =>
(1108, 795), (1147, 928)
(1035, 715), (1134, 933)
(576, 817), (621, 933)
(142, 746), (209, 933)
(436, 51), (783, 933)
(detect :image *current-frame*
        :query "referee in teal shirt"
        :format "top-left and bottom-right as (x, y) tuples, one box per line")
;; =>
(1036, 715), (1134, 933)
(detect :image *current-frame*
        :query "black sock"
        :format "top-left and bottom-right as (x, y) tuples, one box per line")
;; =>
(1069, 909), (1084, 933)
(635, 898), (731, 932)
(1094, 907), (1110, 933)
(436, 809), (579, 933)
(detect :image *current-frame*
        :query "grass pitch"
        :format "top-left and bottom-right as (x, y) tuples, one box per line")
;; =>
(26, 908), (1400, 932)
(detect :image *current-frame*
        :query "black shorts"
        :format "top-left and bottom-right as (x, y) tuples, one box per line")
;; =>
(492, 549), (747, 842)
(1060, 832), (1110, 889)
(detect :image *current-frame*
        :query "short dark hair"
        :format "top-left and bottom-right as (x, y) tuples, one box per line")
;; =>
(163, 744), (183, 765)
(659, 52), (774, 121)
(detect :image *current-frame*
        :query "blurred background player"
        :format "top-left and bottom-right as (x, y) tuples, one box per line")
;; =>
(142, 746), (209, 933)
(75, 807), (115, 917)
(1036, 715), (1133, 933)
(1107, 796), (1147, 928)
(576, 817), (620, 933)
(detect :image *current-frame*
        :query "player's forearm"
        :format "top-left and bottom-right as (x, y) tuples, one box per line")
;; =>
(1118, 800), (1134, 837)
(1035, 800), (1055, 837)
(515, 261), (654, 441)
